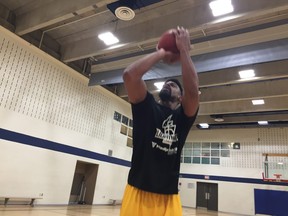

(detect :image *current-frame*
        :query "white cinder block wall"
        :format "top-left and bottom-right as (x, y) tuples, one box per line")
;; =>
(0, 26), (132, 205)
(0, 26), (287, 215)
(180, 128), (288, 215)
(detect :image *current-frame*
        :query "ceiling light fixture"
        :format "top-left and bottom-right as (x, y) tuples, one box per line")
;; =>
(209, 0), (234, 17)
(199, 123), (209, 128)
(214, 117), (224, 122)
(252, 99), (265, 105)
(154, 81), (165, 91)
(98, 32), (119, 46)
(258, 121), (268, 125)
(238, 69), (255, 79)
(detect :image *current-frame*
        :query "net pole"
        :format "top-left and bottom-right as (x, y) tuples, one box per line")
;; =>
(264, 154), (269, 178)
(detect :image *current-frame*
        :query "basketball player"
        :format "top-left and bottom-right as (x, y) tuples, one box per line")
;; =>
(120, 27), (199, 216)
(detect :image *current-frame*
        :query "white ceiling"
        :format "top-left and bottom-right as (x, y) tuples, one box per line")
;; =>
(1, 0), (288, 129)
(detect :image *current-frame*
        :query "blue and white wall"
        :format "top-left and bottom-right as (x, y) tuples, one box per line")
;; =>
(0, 26), (132, 205)
(0, 25), (287, 215)
(180, 128), (288, 215)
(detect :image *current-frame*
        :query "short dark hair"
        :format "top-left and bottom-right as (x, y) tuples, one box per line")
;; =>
(165, 78), (183, 95)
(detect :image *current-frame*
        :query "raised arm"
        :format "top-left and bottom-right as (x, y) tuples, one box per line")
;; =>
(122, 49), (166, 104)
(175, 27), (199, 117)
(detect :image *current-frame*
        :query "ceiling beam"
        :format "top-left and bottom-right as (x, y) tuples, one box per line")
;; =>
(90, 23), (288, 76)
(109, 59), (288, 97)
(198, 96), (288, 115)
(197, 60), (288, 87)
(61, 0), (288, 62)
(89, 37), (288, 86)
(115, 75), (288, 102)
(199, 79), (288, 103)
(15, 0), (105, 35)
(194, 114), (288, 124)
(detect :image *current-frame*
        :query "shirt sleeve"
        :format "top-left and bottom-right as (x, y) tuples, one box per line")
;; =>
(180, 105), (199, 126)
(131, 92), (154, 114)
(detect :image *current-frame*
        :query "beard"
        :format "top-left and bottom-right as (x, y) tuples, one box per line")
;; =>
(159, 88), (172, 102)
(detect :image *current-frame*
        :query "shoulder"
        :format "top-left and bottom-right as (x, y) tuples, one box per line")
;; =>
(177, 105), (199, 122)
(132, 91), (155, 106)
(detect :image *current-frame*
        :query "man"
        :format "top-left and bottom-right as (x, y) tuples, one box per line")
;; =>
(120, 27), (199, 216)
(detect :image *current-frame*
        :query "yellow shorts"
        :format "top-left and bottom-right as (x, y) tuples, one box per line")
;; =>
(120, 184), (182, 216)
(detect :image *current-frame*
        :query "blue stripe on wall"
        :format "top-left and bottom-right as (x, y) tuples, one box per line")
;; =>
(1, 128), (287, 186)
(179, 173), (288, 186)
(0, 128), (131, 167)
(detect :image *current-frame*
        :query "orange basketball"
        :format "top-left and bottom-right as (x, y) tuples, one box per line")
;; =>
(157, 29), (179, 54)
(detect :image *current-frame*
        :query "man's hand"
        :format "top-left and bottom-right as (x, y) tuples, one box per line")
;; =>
(157, 48), (180, 64)
(175, 26), (191, 53)
(157, 26), (190, 64)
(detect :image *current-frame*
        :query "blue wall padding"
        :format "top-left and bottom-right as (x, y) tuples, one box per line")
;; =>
(255, 189), (288, 216)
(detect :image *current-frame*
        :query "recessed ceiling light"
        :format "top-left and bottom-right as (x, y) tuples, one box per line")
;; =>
(199, 123), (209, 128)
(252, 99), (265, 105)
(214, 117), (224, 122)
(238, 69), (255, 79)
(154, 81), (165, 91)
(98, 32), (119, 46)
(258, 121), (268, 125)
(209, 0), (234, 17)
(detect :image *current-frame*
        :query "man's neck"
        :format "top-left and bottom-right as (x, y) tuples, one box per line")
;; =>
(159, 100), (180, 110)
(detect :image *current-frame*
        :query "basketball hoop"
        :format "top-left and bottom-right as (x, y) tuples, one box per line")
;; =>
(274, 174), (282, 182)
(262, 153), (288, 183)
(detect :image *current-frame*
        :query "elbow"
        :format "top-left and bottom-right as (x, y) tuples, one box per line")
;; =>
(123, 67), (136, 83)
(123, 68), (131, 83)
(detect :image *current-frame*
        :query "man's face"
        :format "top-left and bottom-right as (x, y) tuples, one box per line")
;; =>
(159, 81), (181, 102)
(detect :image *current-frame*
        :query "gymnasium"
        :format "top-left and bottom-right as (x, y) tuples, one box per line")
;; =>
(0, 0), (288, 215)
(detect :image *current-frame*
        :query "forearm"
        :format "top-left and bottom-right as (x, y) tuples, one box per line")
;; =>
(123, 49), (165, 103)
(180, 49), (199, 116)
(174, 27), (199, 104)
(123, 49), (165, 82)
(181, 50), (199, 96)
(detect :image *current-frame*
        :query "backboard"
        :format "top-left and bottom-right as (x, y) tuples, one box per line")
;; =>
(262, 153), (288, 183)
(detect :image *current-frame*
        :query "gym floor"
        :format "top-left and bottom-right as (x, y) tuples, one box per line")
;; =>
(0, 205), (245, 216)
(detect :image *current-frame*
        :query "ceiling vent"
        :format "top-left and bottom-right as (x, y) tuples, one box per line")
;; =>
(115, 6), (135, 21)
(107, 0), (163, 20)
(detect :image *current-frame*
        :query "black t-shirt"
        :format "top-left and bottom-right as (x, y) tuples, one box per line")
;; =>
(127, 92), (198, 194)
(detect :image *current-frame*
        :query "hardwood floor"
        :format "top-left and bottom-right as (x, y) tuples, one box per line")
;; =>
(0, 205), (246, 216)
